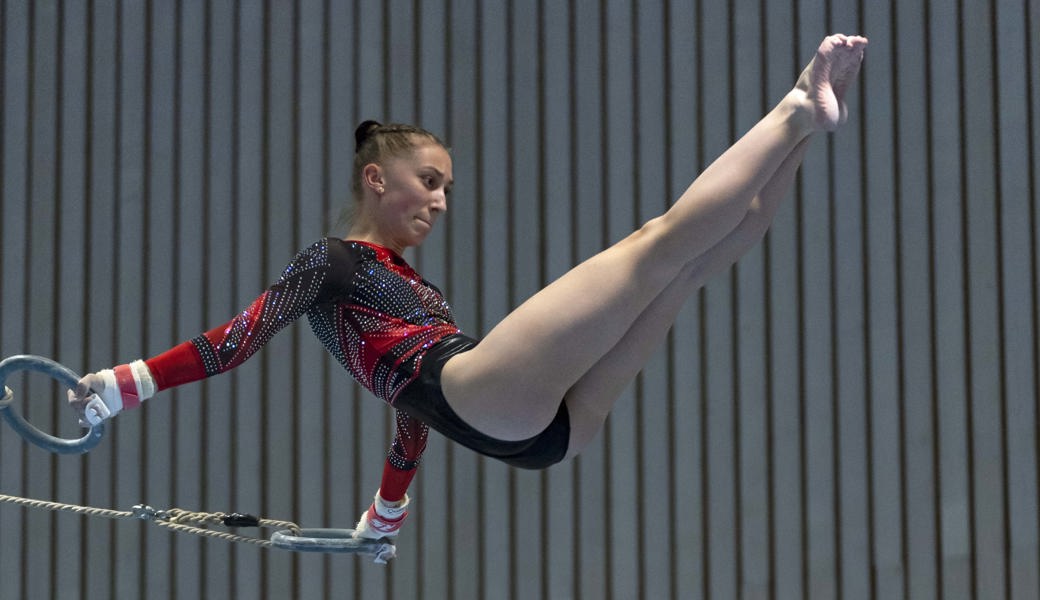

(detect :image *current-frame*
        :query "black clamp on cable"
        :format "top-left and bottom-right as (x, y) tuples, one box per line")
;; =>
(222, 513), (261, 528)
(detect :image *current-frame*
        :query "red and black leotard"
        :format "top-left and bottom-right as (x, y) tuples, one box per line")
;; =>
(143, 238), (461, 497)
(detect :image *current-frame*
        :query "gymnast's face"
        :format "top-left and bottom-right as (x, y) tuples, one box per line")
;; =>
(364, 142), (453, 253)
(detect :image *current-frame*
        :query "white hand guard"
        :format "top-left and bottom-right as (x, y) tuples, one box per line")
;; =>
(68, 360), (156, 426)
(354, 491), (410, 540)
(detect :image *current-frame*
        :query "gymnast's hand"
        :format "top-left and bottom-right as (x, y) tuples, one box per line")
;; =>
(67, 360), (156, 427)
(67, 370), (122, 427)
(354, 490), (410, 541)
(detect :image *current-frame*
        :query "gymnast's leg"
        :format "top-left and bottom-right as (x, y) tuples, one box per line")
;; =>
(561, 137), (811, 458)
(442, 35), (867, 441)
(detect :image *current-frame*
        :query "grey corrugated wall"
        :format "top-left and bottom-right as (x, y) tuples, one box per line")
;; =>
(1, 1), (1038, 598)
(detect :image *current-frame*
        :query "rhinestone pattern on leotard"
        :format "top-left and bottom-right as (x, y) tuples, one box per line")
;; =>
(306, 240), (460, 404)
(190, 241), (329, 375)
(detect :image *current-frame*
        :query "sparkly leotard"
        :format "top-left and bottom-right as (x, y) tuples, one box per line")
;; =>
(144, 238), (461, 490)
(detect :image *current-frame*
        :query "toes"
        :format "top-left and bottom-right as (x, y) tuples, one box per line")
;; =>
(846, 35), (869, 48)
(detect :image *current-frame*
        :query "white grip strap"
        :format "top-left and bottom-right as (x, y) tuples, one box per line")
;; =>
(92, 369), (123, 417)
(83, 394), (111, 426)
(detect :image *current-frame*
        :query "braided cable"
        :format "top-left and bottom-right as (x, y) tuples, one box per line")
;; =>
(154, 520), (275, 549)
(0, 493), (302, 548)
(0, 492), (134, 520)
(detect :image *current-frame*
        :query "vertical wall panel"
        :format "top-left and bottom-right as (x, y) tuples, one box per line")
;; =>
(541, 4), (580, 598)
(571, 4), (612, 599)
(997, 2), (1040, 599)
(0, 0), (29, 591)
(141, 3), (176, 597)
(53, 1), (87, 597)
(294, 0), (331, 597)
(201, 2), (235, 598)
(1, 1), (1039, 598)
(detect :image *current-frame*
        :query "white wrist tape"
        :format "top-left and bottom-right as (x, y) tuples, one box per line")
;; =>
(85, 360), (156, 425)
(128, 360), (157, 400)
(374, 492), (410, 520)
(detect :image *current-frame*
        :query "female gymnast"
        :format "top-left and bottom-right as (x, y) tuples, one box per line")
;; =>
(69, 34), (867, 540)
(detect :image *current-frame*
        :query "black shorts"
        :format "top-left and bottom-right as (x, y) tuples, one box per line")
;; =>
(393, 334), (570, 470)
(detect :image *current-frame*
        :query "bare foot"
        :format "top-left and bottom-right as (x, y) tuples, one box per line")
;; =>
(795, 34), (868, 131)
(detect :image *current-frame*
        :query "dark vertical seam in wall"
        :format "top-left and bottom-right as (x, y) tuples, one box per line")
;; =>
(597, 2), (613, 598)
(536, 1), (546, 283)
(824, 13), (844, 600)
(988, 4), (1012, 597)
(923, 0), (948, 590)
(629, 2), (647, 597)
(662, 1), (677, 596)
(49, 4), (65, 591)
(412, 0), (421, 122)
(447, 3), (463, 594)
(348, 1), (362, 592)
(200, 2), (213, 590)
(141, 0), (154, 592)
(18, 2), (34, 591)
(536, 2), (551, 597)
(259, 2), (272, 597)
(858, 3), (876, 600)
(503, 4), (518, 596)
(1026, 0), (1040, 582)
(0, 13), (4, 553)
(0, 0), (4, 370)
(0, 14), (4, 511)
(566, 3), (583, 597)
(443, 2), (456, 597)
(822, 7), (844, 600)
(320, 0), (332, 592)
(885, 0), (901, 585)
(443, 0), (454, 291)
(760, 2), (777, 597)
(472, 1), (487, 593)
(450, 4), (477, 591)
(290, 2), (302, 592)
(382, 0), (390, 116)
(886, 5), (911, 598)
(694, 0), (710, 595)
(827, 118), (844, 600)
(411, 0), (425, 589)
(114, 0), (126, 586)
(726, 5), (743, 598)
(81, 0), (95, 589)
(88, 0), (99, 581)
(791, 11), (809, 598)
(229, 1), (241, 595)
(171, 3), (184, 594)
(955, 0), (979, 595)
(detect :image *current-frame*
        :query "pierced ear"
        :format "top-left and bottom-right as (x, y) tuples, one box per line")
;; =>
(362, 163), (384, 193)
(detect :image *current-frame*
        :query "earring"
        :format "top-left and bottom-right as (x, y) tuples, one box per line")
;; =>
(376, 186), (385, 194)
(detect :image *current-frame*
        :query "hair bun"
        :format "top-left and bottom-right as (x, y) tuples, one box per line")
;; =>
(354, 120), (382, 153)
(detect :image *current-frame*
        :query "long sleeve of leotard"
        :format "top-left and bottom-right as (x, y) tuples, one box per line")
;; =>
(380, 410), (430, 501)
(143, 242), (333, 390)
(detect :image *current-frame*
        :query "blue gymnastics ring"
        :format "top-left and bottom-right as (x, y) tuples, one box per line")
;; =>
(0, 355), (105, 455)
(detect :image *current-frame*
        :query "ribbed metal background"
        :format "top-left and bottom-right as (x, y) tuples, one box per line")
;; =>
(1, 1), (1038, 598)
